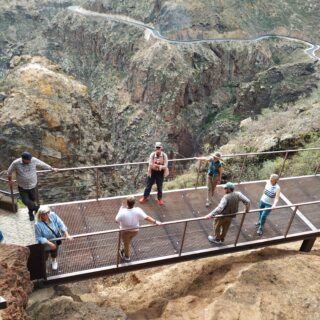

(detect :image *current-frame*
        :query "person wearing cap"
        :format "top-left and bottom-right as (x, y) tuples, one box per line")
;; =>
(256, 174), (281, 236)
(116, 196), (161, 262)
(139, 142), (169, 206)
(35, 205), (72, 270)
(7, 152), (58, 221)
(204, 182), (250, 244)
(196, 152), (223, 207)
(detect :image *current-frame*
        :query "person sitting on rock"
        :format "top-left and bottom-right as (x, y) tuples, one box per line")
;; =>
(139, 142), (169, 206)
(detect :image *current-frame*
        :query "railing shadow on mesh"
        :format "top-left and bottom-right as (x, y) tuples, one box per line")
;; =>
(1, 147), (320, 207)
(41, 200), (320, 279)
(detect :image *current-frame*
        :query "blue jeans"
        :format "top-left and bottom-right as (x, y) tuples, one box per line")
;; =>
(258, 200), (272, 230)
(143, 171), (164, 200)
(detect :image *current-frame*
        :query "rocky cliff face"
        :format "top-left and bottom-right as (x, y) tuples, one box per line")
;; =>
(84, 0), (320, 43)
(26, 242), (320, 320)
(0, 0), (319, 186)
(0, 244), (33, 320)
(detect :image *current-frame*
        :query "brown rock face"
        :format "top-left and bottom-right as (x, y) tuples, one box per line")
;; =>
(0, 244), (33, 320)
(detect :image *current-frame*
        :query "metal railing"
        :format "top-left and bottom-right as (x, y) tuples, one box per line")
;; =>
(41, 199), (320, 280)
(1, 147), (320, 210)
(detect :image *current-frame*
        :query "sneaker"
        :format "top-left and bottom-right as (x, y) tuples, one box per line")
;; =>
(257, 228), (263, 236)
(205, 201), (211, 207)
(51, 260), (58, 270)
(119, 249), (125, 260)
(208, 235), (221, 244)
(158, 199), (164, 205)
(28, 213), (34, 221)
(139, 197), (147, 204)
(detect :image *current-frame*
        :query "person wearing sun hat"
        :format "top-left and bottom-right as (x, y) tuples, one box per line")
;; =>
(196, 151), (223, 207)
(204, 182), (250, 244)
(139, 142), (169, 205)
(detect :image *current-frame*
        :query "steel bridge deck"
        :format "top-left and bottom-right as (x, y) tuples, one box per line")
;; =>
(45, 176), (320, 282)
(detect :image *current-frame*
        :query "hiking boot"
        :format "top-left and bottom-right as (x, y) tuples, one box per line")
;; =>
(139, 197), (148, 204)
(51, 260), (58, 270)
(158, 199), (164, 205)
(119, 249), (131, 262)
(28, 213), (34, 221)
(119, 249), (125, 260)
(208, 235), (221, 244)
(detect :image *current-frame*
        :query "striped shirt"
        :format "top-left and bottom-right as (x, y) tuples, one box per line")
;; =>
(261, 180), (280, 205)
(35, 212), (67, 244)
(7, 157), (52, 189)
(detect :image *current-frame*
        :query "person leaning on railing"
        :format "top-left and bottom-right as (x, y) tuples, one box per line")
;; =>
(204, 182), (250, 244)
(35, 205), (73, 271)
(116, 195), (161, 262)
(256, 174), (281, 236)
(7, 152), (58, 221)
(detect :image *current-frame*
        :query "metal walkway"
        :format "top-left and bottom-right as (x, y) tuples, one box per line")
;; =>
(31, 175), (320, 283)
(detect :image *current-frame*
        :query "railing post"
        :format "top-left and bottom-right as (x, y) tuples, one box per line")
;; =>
(178, 221), (188, 256)
(116, 231), (121, 267)
(284, 206), (298, 238)
(279, 151), (288, 178)
(234, 211), (247, 246)
(314, 162), (320, 175)
(238, 155), (247, 184)
(195, 160), (201, 189)
(95, 168), (100, 200)
(9, 183), (16, 213)
(35, 185), (40, 206)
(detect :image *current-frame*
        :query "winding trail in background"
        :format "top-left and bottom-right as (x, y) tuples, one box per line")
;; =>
(68, 6), (320, 61)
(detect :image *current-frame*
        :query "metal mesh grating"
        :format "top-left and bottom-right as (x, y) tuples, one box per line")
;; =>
(44, 176), (320, 279)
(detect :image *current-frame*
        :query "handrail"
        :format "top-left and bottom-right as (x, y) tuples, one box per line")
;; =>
(34, 147), (320, 173)
(50, 199), (320, 241)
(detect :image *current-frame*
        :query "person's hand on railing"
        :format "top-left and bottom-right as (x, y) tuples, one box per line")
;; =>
(204, 213), (213, 219)
(66, 235), (73, 241)
(7, 180), (14, 187)
(65, 231), (73, 241)
(155, 220), (162, 225)
(52, 168), (59, 173)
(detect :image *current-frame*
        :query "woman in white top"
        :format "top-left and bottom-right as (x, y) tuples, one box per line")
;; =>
(256, 174), (280, 235)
